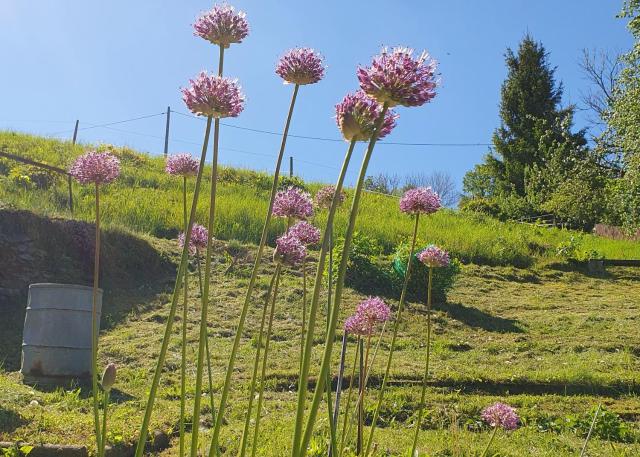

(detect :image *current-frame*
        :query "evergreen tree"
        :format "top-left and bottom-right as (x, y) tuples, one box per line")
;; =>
(464, 35), (586, 200)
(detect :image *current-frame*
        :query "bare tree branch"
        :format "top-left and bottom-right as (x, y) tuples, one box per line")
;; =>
(579, 49), (622, 126)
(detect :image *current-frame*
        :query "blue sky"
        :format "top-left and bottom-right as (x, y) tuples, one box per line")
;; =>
(0, 1), (634, 190)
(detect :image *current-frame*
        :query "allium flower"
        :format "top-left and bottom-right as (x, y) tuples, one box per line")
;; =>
(481, 402), (519, 431)
(314, 185), (346, 209)
(101, 363), (117, 391)
(274, 232), (307, 266)
(272, 186), (314, 220)
(399, 187), (441, 215)
(178, 223), (209, 254)
(193, 4), (249, 48)
(69, 151), (120, 185)
(182, 72), (245, 118)
(288, 221), (320, 246)
(357, 47), (438, 107)
(356, 296), (391, 325)
(417, 245), (450, 268)
(166, 153), (199, 177)
(344, 297), (391, 336)
(335, 91), (398, 142)
(275, 48), (325, 85)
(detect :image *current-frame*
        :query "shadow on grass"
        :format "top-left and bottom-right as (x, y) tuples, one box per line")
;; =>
(0, 406), (26, 434)
(411, 301), (524, 333)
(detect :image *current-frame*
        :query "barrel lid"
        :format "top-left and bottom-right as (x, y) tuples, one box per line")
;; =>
(29, 283), (103, 294)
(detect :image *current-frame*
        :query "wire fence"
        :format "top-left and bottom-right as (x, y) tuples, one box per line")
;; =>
(2, 107), (494, 201)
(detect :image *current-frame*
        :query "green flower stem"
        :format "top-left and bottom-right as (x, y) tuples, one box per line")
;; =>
(99, 389), (110, 457)
(134, 116), (213, 457)
(209, 84), (300, 457)
(179, 176), (188, 457)
(339, 337), (360, 457)
(326, 369), (337, 457)
(190, 109), (222, 456)
(292, 140), (357, 455)
(196, 252), (221, 451)
(91, 183), (102, 454)
(341, 324), (386, 455)
(331, 332), (348, 444)
(250, 265), (282, 457)
(297, 105), (389, 457)
(480, 426), (498, 457)
(357, 338), (365, 455)
(299, 257), (307, 373)
(237, 267), (279, 457)
(580, 404), (601, 457)
(365, 213), (421, 455)
(410, 267), (433, 457)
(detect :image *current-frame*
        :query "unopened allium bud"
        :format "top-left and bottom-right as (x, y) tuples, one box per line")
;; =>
(101, 363), (117, 391)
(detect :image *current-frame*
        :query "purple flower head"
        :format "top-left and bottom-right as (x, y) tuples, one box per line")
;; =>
(272, 186), (314, 220)
(193, 4), (249, 48)
(178, 223), (209, 254)
(288, 221), (321, 246)
(357, 47), (438, 108)
(481, 402), (519, 431)
(274, 232), (307, 266)
(399, 187), (441, 215)
(182, 72), (245, 118)
(356, 296), (391, 324)
(275, 48), (325, 85)
(417, 245), (450, 268)
(166, 153), (199, 177)
(335, 91), (398, 142)
(314, 185), (346, 210)
(69, 151), (120, 185)
(344, 297), (391, 336)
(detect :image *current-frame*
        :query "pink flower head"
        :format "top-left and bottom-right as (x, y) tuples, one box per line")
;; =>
(356, 296), (391, 324)
(345, 297), (391, 336)
(274, 232), (307, 266)
(481, 402), (519, 431)
(314, 185), (346, 209)
(357, 47), (438, 107)
(275, 48), (325, 85)
(178, 223), (209, 254)
(166, 153), (199, 177)
(193, 4), (249, 48)
(69, 151), (120, 185)
(272, 186), (314, 220)
(399, 187), (441, 215)
(182, 72), (245, 118)
(335, 91), (398, 142)
(417, 245), (450, 268)
(288, 221), (321, 246)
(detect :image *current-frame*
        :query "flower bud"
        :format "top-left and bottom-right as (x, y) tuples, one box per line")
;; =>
(101, 363), (117, 391)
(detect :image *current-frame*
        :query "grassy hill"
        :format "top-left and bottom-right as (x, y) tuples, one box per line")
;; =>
(1, 131), (640, 456)
(1, 130), (639, 268)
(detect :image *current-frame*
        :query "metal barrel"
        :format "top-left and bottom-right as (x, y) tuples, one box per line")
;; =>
(21, 283), (103, 383)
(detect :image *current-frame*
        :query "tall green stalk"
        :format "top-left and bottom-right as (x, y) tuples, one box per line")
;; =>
(250, 266), (282, 457)
(339, 338), (359, 457)
(208, 83), (300, 456)
(133, 116), (213, 457)
(365, 213), (420, 453)
(179, 176), (188, 457)
(91, 183), (102, 454)
(410, 267), (433, 457)
(237, 267), (279, 457)
(291, 140), (357, 455)
(190, 44), (225, 456)
(99, 389), (110, 457)
(296, 105), (388, 457)
(480, 426), (498, 457)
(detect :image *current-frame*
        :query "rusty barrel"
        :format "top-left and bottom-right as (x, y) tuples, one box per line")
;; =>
(21, 283), (102, 383)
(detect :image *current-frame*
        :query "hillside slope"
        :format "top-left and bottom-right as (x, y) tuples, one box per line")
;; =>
(1, 130), (639, 268)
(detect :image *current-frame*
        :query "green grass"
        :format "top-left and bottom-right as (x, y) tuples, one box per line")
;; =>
(2, 130), (639, 268)
(1, 231), (639, 455)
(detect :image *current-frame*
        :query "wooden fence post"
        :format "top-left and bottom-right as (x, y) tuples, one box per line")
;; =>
(163, 106), (171, 157)
(67, 175), (74, 213)
(289, 156), (293, 178)
(72, 120), (79, 145)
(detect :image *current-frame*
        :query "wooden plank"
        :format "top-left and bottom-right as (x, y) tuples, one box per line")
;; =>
(604, 259), (640, 267)
(0, 150), (69, 175)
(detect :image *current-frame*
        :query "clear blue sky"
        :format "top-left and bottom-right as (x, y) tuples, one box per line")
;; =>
(0, 1), (633, 190)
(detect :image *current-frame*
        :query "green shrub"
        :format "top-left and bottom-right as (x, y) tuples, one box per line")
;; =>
(566, 406), (636, 443)
(8, 164), (59, 189)
(391, 242), (461, 303)
(458, 197), (500, 218)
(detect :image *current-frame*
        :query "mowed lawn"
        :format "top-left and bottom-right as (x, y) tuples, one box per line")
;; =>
(1, 238), (639, 456)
